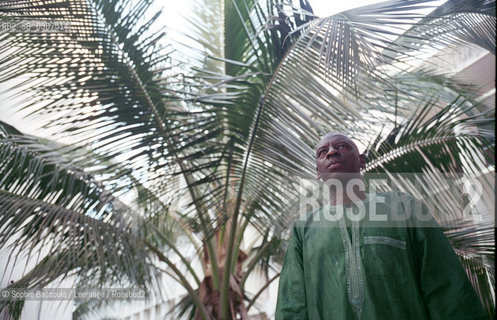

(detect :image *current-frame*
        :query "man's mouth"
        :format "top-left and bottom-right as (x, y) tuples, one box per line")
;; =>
(327, 162), (342, 169)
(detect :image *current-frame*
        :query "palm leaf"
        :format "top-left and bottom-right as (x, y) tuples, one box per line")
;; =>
(364, 96), (494, 317)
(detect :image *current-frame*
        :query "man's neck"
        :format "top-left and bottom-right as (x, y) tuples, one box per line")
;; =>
(327, 176), (367, 206)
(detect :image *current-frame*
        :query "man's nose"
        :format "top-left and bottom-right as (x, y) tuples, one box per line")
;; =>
(327, 147), (338, 157)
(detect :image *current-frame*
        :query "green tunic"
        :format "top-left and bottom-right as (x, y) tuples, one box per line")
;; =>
(275, 192), (486, 320)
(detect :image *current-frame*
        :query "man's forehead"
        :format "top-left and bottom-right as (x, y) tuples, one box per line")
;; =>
(317, 132), (354, 147)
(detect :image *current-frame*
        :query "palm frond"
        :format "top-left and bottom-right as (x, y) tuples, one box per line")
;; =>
(0, 0), (176, 192)
(0, 122), (162, 317)
(364, 95), (494, 317)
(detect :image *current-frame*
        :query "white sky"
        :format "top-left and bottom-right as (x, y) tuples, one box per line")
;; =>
(310, 0), (384, 17)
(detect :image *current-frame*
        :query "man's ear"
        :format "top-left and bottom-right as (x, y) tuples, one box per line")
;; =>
(359, 154), (366, 170)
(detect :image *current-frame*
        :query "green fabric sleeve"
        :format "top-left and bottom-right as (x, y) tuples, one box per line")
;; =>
(275, 226), (308, 320)
(412, 202), (487, 320)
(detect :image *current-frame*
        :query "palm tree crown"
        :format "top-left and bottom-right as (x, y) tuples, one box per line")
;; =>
(0, 0), (494, 319)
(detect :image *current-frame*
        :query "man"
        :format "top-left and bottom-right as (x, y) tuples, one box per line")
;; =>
(275, 132), (486, 319)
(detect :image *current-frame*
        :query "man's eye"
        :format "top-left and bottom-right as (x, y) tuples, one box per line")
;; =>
(318, 150), (326, 157)
(337, 145), (346, 149)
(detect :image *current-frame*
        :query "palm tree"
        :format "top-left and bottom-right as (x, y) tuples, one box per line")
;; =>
(0, 0), (494, 319)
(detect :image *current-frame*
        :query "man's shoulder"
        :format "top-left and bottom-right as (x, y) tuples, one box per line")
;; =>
(372, 191), (426, 209)
(293, 206), (326, 228)
(373, 190), (417, 201)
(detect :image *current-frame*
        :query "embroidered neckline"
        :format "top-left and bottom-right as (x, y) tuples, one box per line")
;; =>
(327, 193), (373, 209)
(338, 205), (365, 319)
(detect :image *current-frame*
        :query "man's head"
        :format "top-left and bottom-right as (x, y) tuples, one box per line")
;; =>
(315, 132), (365, 181)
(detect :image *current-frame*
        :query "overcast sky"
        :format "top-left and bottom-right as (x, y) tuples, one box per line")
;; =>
(311, 0), (383, 16)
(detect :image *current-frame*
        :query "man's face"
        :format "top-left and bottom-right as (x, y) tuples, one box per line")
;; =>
(315, 133), (365, 181)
